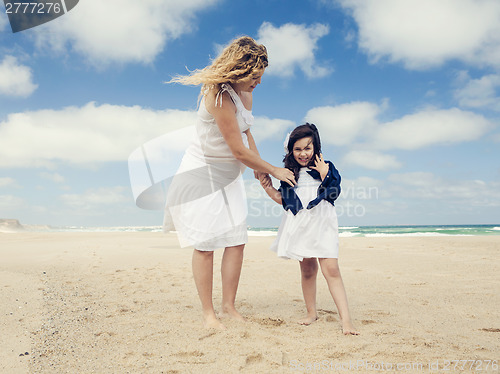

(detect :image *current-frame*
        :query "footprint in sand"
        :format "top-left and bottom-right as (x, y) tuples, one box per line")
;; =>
(198, 331), (217, 341)
(245, 353), (263, 365)
(480, 328), (500, 332)
(318, 309), (337, 315)
(254, 317), (285, 327)
(238, 300), (253, 310)
(325, 315), (337, 322)
(282, 351), (290, 365)
(369, 310), (391, 316)
(174, 350), (204, 358)
(317, 309), (338, 322)
(94, 331), (116, 337)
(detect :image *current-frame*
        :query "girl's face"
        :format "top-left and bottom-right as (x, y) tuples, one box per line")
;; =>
(292, 136), (314, 167)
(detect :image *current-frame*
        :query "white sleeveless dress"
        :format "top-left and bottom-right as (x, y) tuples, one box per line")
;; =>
(270, 168), (339, 261)
(163, 84), (252, 250)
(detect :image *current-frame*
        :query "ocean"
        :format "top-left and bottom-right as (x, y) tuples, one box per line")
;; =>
(17, 224), (500, 237)
(249, 224), (500, 237)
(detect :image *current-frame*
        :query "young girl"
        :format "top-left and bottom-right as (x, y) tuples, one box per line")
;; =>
(260, 123), (359, 335)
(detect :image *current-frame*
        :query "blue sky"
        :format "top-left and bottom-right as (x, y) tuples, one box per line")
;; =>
(1, 0), (499, 228)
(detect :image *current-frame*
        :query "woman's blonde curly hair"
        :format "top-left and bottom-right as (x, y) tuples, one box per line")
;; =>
(169, 36), (268, 95)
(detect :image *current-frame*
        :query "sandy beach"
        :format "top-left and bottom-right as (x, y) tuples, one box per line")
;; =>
(1, 232), (499, 373)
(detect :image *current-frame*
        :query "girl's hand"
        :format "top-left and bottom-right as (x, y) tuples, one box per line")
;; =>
(310, 153), (328, 180)
(259, 174), (273, 189)
(254, 171), (268, 181)
(260, 173), (283, 205)
(271, 167), (296, 186)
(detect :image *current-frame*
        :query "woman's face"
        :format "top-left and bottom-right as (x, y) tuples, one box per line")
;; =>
(292, 136), (314, 167)
(236, 70), (264, 92)
(248, 70), (264, 91)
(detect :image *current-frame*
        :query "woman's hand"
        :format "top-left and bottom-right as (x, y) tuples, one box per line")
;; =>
(271, 167), (296, 186)
(310, 153), (328, 181)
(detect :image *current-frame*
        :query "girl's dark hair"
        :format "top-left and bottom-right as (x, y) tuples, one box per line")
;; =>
(283, 123), (322, 181)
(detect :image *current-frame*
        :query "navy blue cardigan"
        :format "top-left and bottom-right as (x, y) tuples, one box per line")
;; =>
(278, 161), (341, 215)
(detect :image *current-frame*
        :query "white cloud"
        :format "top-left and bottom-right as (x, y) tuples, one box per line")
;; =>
(388, 172), (434, 188)
(39, 172), (66, 184)
(60, 186), (130, 211)
(388, 172), (500, 205)
(331, 172), (500, 224)
(0, 7), (7, 31)
(340, 176), (385, 199)
(32, 0), (218, 66)
(0, 102), (197, 168)
(257, 22), (331, 78)
(0, 102), (295, 169)
(0, 177), (17, 188)
(0, 194), (25, 210)
(374, 108), (493, 150)
(305, 101), (493, 151)
(454, 72), (500, 111)
(0, 56), (38, 97)
(252, 116), (295, 143)
(335, 176), (386, 221)
(304, 102), (381, 146)
(338, 172), (500, 222)
(338, 0), (500, 69)
(343, 150), (402, 170)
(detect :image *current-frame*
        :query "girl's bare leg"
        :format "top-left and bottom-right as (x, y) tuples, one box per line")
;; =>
(318, 258), (359, 335)
(220, 244), (245, 321)
(298, 258), (319, 325)
(192, 249), (225, 329)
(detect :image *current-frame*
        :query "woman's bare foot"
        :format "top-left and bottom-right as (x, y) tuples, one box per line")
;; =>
(298, 314), (318, 325)
(220, 306), (246, 322)
(203, 314), (226, 330)
(342, 320), (359, 335)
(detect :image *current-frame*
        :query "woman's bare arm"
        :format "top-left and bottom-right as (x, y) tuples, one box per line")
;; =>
(207, 91), (295, 186)
(244, 128), (268, 180)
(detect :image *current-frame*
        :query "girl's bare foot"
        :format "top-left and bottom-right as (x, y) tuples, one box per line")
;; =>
(220, 306), (246, 322)
(342, 320), (359, 335)
(203, 314), (226, 330)
(298, 314), (318, 325)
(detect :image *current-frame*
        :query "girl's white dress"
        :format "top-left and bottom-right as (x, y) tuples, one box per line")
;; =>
(270, 168), (339, 261)
(163, 84), (252, 251)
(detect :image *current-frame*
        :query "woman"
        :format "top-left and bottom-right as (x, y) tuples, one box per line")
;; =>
(164, 36), (295, 329)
